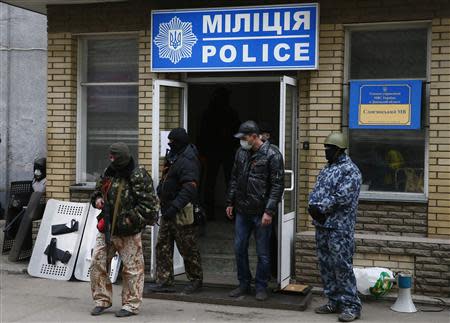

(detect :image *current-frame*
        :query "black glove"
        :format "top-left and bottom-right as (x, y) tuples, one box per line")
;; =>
(308, 204), (327, 225)
(162, 206), (178, 220)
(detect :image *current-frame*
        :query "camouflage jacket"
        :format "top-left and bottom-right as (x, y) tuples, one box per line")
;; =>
(309, 154), (362, 231)
(91, 159), (159, 236)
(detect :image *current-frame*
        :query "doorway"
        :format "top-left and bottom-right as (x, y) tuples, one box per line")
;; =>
(188, 81), (280, 285)
(151, 76), (297, 289)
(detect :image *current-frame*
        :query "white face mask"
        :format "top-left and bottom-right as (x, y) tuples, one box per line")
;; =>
(34, 169), (42, 177)
(240, 139), (252, 150)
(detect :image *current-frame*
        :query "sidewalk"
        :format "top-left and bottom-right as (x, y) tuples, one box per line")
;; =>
(1, 269), (449, 323)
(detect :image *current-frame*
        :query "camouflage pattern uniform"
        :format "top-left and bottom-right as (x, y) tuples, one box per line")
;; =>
(156, 217), (203, 284)
(90, 161), (158, 314)
(155, 141), (203, 286)
(309, 153), (362, 315)
(90, 232), (144, 313)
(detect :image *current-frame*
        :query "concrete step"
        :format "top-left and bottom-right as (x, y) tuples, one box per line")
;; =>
(199, 238), (257, 256)
(201, 221), (235, 240)
(201, 254), (257, 274)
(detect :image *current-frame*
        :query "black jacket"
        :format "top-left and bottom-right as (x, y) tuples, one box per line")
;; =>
(227, 141), (285, 216)
(157, 144), (200, 212)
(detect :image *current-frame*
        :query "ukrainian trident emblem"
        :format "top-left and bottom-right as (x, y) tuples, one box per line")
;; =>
(169, 29), (182, 50)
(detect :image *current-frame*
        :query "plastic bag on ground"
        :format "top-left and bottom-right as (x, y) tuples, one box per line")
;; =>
(353, 267), (394, 297)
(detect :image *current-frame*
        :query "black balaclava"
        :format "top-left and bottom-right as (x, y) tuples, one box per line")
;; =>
(168, 128), (190, 154)
(109, 142), (131, 170)
(33, 158), (46, 181)
(325, 145), (342, 164)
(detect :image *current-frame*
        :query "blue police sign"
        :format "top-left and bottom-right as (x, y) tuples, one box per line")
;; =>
(151, 4), (319, 72)
(349, 80), (422, 130)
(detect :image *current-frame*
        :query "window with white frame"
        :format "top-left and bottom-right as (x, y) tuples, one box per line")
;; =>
(345, 24), (429, 200)
(77, 36), (139, 183)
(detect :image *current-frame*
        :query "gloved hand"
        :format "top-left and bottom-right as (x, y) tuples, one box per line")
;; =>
(97, 218), (105, 232)
(162, 206), (178, 220)
(308, 204), (327, 225)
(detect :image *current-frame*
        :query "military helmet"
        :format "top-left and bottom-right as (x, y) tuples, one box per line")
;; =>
(324, 132), (347, 149)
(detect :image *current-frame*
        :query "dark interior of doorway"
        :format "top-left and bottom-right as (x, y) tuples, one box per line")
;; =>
(187, 82), (280, 285)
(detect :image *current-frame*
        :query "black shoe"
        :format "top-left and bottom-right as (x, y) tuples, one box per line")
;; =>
(146, 282), (176, 293)
(314, 303), (338, 314)
(338, 311), (361, 322)
(115, 309), (136, 317)
(90, 305), (111, 316)
(183, 280), (203, 294)
(255, 289), (269, 301)
(228, 286), (250, 298)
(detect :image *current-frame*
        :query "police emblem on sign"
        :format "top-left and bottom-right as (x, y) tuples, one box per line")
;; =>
(154, 16), (198, 64)
(169, 29), (182, 50)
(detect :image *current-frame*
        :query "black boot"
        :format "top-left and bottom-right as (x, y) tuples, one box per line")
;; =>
(115, 309), (136, 317)
(228, 286), (250, 298)
(183, 280), (203, 294)
(90, 305), (111, 316)
(146, 282), (176, 293)
(255, 289), (269, 301)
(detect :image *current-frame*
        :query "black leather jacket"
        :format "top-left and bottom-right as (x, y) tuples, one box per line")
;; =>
(157, 144), (200, 213)
(227, 141), (285, 216)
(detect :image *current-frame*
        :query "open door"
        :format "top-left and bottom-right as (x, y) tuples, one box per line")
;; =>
(150, 79), (188, 280)
(278, 76), (298, 289)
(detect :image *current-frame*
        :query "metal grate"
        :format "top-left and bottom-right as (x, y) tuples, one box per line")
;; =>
(2, 239), (14, 253)
(57, 205), (84, 218)
(10, 181), (33, 195)
(40, 264), (68, 277)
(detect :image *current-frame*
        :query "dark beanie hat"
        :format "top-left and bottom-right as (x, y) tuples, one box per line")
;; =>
(109, 142), (131, 169)
(168, 128), (189, 144)
(168, 128), (190, 153)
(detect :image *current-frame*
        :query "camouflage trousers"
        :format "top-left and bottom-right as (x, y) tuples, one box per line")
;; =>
(315, 228), (362, 313)
(90, 232), (144, 313)
(156, 218), (203, 284)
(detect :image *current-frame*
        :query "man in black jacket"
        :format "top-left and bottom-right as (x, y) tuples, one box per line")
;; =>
(226, 121), (285, 301)
(151, 128), (203, 294)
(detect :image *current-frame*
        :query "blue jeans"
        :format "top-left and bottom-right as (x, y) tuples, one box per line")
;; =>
(234, 213), (272, 291)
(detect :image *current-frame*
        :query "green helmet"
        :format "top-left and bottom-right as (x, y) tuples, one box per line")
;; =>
(324, 132), (347, 149)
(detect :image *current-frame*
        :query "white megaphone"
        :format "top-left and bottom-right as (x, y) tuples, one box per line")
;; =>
(391, 272), (417, 313)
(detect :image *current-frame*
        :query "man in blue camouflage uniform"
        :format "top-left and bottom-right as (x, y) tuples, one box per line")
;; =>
(308, 133), (362, 322)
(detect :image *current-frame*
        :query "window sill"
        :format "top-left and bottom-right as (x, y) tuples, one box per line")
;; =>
(69, 183), (96, 191)
(359, 191), (428, 203)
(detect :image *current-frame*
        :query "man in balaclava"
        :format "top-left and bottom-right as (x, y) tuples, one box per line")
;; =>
(90, 142), (158, 318)
(308, 133), (362, 322)
(149, 128), (203, 294)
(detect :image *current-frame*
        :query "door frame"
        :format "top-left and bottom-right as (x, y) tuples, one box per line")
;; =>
(150, 79), (188, 280)
(278, 75), (298, 289)
(151, 75), (299, 285)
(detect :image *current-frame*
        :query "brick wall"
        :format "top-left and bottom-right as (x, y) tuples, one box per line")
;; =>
(296, 23), (345, 232)
(296, 18), (450, 238)
(43, 1), (450, 242)
(296, 232), (450, 297)
(428, 18), (450, 237)
(356, 202), (427, 237)
(43, 1), (450, 237)
(46, 33), (77, 201)
(138, 29), (154, 171)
